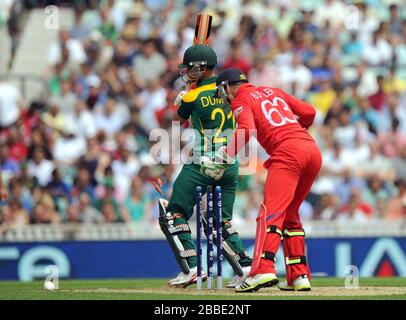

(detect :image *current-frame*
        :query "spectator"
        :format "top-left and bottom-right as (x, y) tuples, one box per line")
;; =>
(32, 188), (60, 224)
(368, 75), (387, 112)
(268, 5), (294, 39)
(26, 127), (52, 161)
(391, 147), (406, 181)
(323, 98), (343, 127)
(121, 6), (143, 42)
(71, 166), (96, 202)
(395, 21), (406, 66)
(314, 193), (339, 220)
(378, 118), (406, 158)
(123, 176), (151, 222)
(362, 30), (393, 67)
(0, 81), (22, 129)
(357, 142), (394, 180)
(70, 7), (91, 40)
(70, 193), (104, 224)
(299, 200), (314, 221)
(112, 39), (134, 68)
(343, 32), (363, 65)
(98, 7), (119, 43)
(334, 108), (357, 149)
(27, 147), (54, 187)
(8, 177), (33, 214)
(112, 145), (140, 200)
(46, 169), (71, 216)
(0, 208), (20, 235)
(356, 61), (378, 98)
(248, 55), (283, 88)
(56, 80), (77, 114)
(322, 141), (349, 179)
(335, 168), (365, 204)
(79, 136), (108, 181)
(138, 78), (167, 132)
(310, 80), (337, 116)
(66, 100), (97, 139)
(378, 93), (406, 135)
(351, 98), (379, 132)
(42, 102), (66, 138)
(93, 178), (122, 223)
(95, 97), (129, 136)
(314, 0), (346, 30)
(132, 38), (167, 84)
(383, 67), (406, 94)
(384, 180), (406, 220)
(85, 74), (107, 110)
(0, 144), (20, 177)
(279, 53), (312, 99)
(48, 29), (87, 68)
(3, 198), (29, 227)
(361, 175), (393, 218)
(221, 38), (252, 75)
(301, 7), (319, 37)
(6, 127), (28, 162)
(388, 4), (402, 35)
(336, 188), (373, 222)
(53, 124), (86, 165)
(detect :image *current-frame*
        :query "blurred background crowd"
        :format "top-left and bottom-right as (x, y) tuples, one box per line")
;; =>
(0, 0), (405, 230)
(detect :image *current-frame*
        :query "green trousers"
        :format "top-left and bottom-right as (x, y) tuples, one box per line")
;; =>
(166, 162), (252, 269)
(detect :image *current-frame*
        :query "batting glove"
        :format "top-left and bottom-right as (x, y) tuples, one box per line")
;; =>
(174, 90), (188, 107)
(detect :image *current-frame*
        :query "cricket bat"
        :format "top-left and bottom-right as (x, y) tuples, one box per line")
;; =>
(180, 13), (214, 106)
(194, 13), (213, 45)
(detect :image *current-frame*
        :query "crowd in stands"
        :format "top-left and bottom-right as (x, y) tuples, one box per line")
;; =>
(0, 0), (405, 230)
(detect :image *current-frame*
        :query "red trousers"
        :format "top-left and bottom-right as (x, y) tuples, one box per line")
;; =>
(257, 139), (322, 278)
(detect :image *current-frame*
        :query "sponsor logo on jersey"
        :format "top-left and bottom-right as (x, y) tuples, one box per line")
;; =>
(233, 106), (244, 118)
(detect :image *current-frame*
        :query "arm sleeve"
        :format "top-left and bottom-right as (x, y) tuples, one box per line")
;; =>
(177, 101), (193, 120)
(276, 88), (316, 129)
(225, 102), (256, 158)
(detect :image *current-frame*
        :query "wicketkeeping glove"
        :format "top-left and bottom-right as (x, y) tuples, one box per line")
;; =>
(200, 146), (235, 180)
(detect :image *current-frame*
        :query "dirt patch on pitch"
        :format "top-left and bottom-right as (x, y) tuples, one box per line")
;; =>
(70, 286), (406, 297)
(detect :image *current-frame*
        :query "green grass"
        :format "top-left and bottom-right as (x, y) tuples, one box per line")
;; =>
(0, 277), (405, 300)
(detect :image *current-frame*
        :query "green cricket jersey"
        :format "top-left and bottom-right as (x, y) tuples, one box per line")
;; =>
(177, 76), (235, 156)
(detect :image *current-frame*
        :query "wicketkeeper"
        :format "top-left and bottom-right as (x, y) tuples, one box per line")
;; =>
(159, 46), (252, 288)
(201, 68), (322, 292)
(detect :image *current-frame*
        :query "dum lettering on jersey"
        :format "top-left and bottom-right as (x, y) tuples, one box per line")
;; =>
(201, 96), (224, 107)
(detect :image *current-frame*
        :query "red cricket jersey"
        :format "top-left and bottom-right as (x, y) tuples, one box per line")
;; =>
(225, 84), (316, 166)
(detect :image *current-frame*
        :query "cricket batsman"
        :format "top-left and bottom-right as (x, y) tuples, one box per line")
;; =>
(201, 68), (322, 292)
(159, 46), (252, 288)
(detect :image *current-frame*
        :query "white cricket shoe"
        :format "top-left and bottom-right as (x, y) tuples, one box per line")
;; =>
(226, 266), (251, 288)
(235, 273), (278, 292)
(168, 267), (207, 288)
(278, 274), (311, 291)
